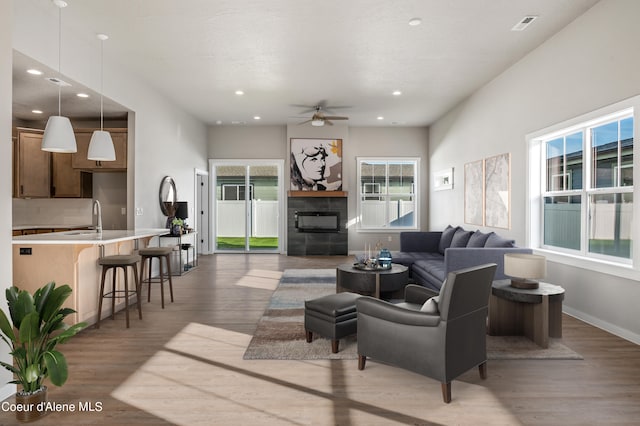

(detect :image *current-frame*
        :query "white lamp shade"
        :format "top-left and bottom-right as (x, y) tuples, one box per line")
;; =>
(504, 253), (546, 279)
(88, 130), (116, 161)
(42, 116), (77, 153)
(311, 119), (324, 127)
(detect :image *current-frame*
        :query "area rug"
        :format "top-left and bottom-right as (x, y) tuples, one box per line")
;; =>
(243, 269), (583, 361)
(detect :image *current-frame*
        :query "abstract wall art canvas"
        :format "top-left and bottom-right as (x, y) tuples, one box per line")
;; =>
(484, 152), (511, 229)
(464, 160), (484, 226)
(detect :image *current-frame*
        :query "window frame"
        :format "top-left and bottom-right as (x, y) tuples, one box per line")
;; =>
(527, 98), (639, 278)
(356, 157), (420, 232)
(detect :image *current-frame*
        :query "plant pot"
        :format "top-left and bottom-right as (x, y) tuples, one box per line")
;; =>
(15, 386), (48, 423)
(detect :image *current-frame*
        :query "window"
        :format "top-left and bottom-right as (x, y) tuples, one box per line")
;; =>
(357, 158), (419, 230)
(221, 183), (254, 201)
(540, 110), (633, 262)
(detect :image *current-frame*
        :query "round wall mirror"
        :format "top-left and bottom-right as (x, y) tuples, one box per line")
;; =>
(159, 176), (177, 216)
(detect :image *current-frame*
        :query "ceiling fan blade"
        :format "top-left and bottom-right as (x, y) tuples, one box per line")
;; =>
(322, 106), (351, 114)
(298, 119), (313, 125)
(323, 116), (348, 120)
(325, 120), (334, 126)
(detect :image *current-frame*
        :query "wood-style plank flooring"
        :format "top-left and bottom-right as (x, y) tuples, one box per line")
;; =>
(1, 254), (639, 425)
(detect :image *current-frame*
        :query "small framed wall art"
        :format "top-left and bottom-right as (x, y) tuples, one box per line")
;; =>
(433, 168), (453, 191)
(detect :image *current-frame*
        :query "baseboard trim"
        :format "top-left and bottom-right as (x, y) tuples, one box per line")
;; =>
(564, 307), (640, 345)
(0, 383), (16, 402)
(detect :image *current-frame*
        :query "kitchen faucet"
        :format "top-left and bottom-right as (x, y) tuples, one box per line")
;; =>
(93, 200), (103, 233)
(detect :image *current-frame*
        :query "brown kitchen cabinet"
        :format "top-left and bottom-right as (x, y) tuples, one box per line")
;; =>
(13, 128), (50, 198)
(72, 129), (127, 170)
(52, 153), (93, 198)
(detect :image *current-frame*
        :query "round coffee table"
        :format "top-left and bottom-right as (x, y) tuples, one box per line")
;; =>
(336, 263), (409, 299)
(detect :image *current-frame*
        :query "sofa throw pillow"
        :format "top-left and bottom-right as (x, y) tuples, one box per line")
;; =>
(484, 233), (516, 247)
(450, 229), (472, 247)
(467, 230), (491, 247)
(438, 225), (460, 254)
(420, 296), (440, 314)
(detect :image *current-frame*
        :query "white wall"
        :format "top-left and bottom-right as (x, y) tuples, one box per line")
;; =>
(13, 0), (209, 231)
(208, 124), (428, 253)
(0, 0), (15, 402)
(429, 0), (640, 342)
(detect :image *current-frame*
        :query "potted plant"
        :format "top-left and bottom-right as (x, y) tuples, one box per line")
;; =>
(0, 282), (86, 422)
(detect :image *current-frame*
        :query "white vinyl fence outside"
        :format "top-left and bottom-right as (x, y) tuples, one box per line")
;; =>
(360, 200), (414, 227)
(217, 200), (278, 237)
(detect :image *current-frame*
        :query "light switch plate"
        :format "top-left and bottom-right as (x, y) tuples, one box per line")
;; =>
(136, 207), (143, 216)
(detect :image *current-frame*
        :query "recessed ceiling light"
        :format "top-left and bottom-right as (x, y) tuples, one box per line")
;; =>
(392, 90), (402, 96)
(32, 109), (43, 114)
(216, 120), (222, 125)
(27, 69), (43, 76)
(408, 17), (422, 26)
(235, 90), (244, 96)
(253, 116), (261, 120)
(377, 116), (384, 120)
(77, 93), (89, 98)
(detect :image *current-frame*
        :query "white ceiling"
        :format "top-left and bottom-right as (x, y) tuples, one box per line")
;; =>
(13, 0), (600, 127)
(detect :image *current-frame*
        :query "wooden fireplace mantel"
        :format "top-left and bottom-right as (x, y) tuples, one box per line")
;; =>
(288, 191), (348, 198)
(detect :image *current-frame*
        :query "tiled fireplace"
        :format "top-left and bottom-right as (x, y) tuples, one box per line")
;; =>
(287, 195), (348, 255)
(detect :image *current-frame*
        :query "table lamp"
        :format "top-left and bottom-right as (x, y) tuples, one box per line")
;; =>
(504, 253), (546, 289)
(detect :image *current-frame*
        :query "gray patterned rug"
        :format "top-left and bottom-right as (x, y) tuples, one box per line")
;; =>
(243, 269), (583, 361)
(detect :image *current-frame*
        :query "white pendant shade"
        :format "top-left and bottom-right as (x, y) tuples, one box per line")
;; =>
(42, 115), (77, 152)
(88, 130), (116, 161)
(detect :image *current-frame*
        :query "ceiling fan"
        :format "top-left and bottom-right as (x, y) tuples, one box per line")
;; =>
(294, 101), (349, 127)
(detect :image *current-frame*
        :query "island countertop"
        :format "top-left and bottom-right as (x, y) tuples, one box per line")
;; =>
(12, 228), (169, 245)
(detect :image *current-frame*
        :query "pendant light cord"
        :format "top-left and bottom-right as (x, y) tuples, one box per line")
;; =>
(57, 5), (62, 117)
(100, 38), (104, 131)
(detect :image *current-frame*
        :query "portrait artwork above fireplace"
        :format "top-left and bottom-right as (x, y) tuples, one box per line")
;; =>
(290, 138), (343, 192)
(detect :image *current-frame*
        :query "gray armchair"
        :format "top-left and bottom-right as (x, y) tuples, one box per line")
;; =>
(356, 263), (497, 403)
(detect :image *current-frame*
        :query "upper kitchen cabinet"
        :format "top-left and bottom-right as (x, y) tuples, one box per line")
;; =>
(52, 153), (93, 198)
(13, 128), (50, 198)
(72, 128), (127, 170)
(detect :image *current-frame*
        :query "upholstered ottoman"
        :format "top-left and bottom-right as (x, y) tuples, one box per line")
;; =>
(304, 292), (360, 353)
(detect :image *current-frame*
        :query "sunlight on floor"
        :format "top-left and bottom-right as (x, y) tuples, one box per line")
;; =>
(111, 322), (522, 425)
(234, 269), (282, 290)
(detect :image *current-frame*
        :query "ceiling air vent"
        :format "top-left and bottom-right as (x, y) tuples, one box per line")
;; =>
(45, 77), (71, 87)
(511, 15), (538, 31)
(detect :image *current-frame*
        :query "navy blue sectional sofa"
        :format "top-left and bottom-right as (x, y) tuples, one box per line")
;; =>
(391, 225), (532, 291)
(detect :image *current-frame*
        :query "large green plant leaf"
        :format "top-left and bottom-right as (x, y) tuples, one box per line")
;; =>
(18, 311), (41, 344)
(11, 290), (35, 330)
(33, 281), (55, 316)
(43, 350), (68, 386)
(24, 363), (41, 384)
(50, 322), (86, 346)
(41, 285), (72, 323)
(0, 309), (16, 343)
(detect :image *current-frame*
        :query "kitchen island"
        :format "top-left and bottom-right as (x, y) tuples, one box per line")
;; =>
(12, 229), (168, 326)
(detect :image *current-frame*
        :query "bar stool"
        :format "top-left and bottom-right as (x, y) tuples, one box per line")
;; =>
(96, 254), (142, 329)
(139, 246), (174, 308)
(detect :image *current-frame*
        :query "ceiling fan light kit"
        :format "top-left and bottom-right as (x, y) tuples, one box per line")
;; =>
(297, 102), (349, 126)
(42, 0), (77, 153)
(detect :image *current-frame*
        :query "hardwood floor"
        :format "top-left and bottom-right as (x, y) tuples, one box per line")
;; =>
(2, 254), (639, 425)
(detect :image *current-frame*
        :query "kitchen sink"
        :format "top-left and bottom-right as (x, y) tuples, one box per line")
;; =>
(64, 231), (99, 236)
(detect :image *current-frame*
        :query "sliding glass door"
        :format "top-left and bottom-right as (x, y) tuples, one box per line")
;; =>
(211, 160), (283, 253)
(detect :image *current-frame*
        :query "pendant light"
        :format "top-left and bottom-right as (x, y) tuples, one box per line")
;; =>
(42, 0), (77, 153)
(88, 33), (116, 161)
